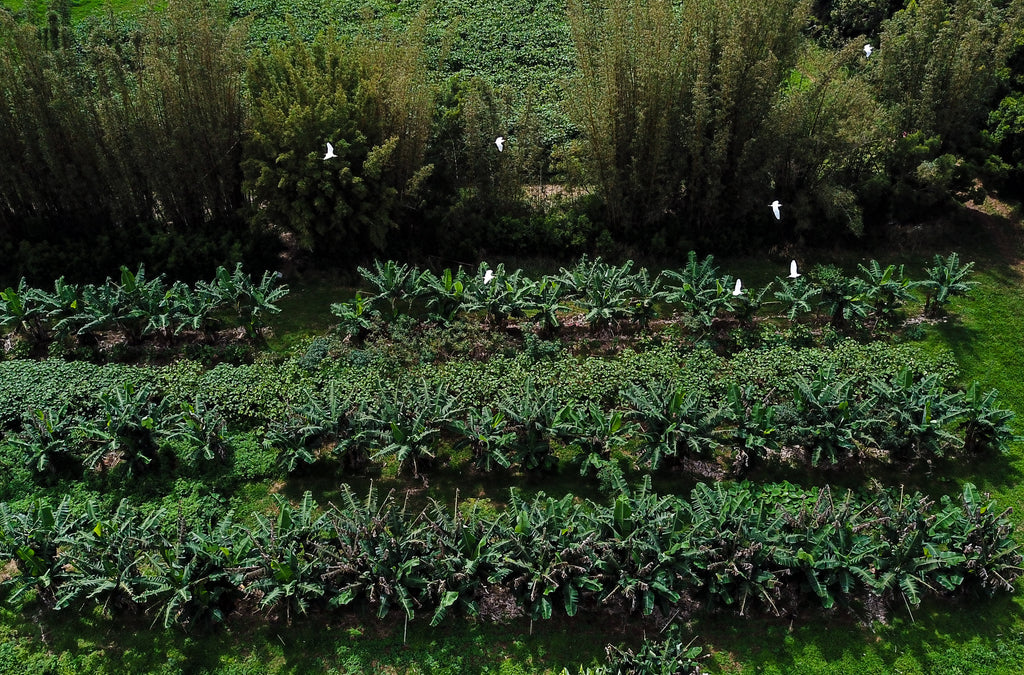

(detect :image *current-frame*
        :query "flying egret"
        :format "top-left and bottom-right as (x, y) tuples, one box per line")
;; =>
(789, 260), (801, 279)
(495, 136), (505, 152)
(484, 269), (494, 284)
(323, 142), (337, 160)
(770, 200), (781, 220)
(732, 279), (743, 296)
(864, 44), (873, 58)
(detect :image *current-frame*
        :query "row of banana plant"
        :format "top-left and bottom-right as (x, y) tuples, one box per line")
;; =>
(332, 253), (976, 336)
(4, 383), (229, 482)
(0, 263), (288, 346)
(0, 481), (1017, 631)
(269, 369), (1017, 476)
(3, 366), (1014, 484)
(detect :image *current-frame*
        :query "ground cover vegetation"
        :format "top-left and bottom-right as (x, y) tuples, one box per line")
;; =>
(0, 0), (1022, 284)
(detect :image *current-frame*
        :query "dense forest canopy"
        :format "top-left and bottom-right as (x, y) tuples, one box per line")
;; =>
(0, 0), (1022, 283)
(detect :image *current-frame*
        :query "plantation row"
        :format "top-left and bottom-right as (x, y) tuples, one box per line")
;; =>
(0, 355), (1012, 485)
(0, 264), (288, 349)
(334, 253), (976, 337)
(0, 482), (1018, 632)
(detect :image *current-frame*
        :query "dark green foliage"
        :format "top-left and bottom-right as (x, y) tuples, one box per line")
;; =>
(621, 381), (723, 469)
(0, 0), (260, 282)
(2, 482), (1017, 626)
(814, 263), (871, 328)
(450, 405), (516, 471)
(363, 379), (461, 476)
(0, 264), (287, 352)
(241, 24), (434, 264)
(922, 252), (977, 317)
(9, 405), (83, 480)
(780, 367), (878, 466)
(567, 0), (807, 249)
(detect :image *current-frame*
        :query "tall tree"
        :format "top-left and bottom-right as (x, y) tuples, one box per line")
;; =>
(567, 0), (808, 251)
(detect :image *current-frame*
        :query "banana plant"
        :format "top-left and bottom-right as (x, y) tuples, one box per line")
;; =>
(419, 497), (505, 626)
(813, 264), (870, 329)
(957, 382), (1018, 454)
(716, 384), (778, 476)
(242, 269), (289, 340)
(577, 260), (635, 331)
(416, 267), (471, 324)
(322, 484), (430, 620)
(869, 369), (964, 462)
(782, 368), (878, 467)
(556, 254), (604, 304)
(688, 482), (782, 615)
(0, 497), (83, 608)
(770, 487), (884, 610)
(466, 263), (535, 328)
(145, 514), (240, 631)
(504, 491), (604, 620)
(112, 264), (170, 344)
(167, 281), (219, 339)
(56, 500), (167, 615)
(622, 380), (724, 469)
(165, 396), (230, 464)
(554, 401), (631, 475)
(922, 252), (976, 317)
(74, 281), (120, 345)
(625, 266), (665, 329)
(530, 277), (568, 335)
(207, 264), (289, 340)
(236, 492), (330, 622)
(266, 383), (370, 473)
(78, 382), (174, 477)
(0, 278), (48, 345)
(500, 378), (562, 470)
(661, 252), (734, 329)
(10, 405), (84, 481)
(857, 260), (919, 328)
(357, 260), (420, 319)
(38, 276), (83, 340)
(603, 625), (704, 675)
(731, 281), (772, 327)
(772, 276), (820, 323)
(450, 405), (517, 471)
(331, 292), (378, 341)
(592, 486), (701, 616)
(364, 379), (461, 477)
(866, 488), (936, 613)
(942, 483), (1022, 595)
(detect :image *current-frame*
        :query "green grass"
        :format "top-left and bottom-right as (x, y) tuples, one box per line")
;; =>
(1, 0), (146, 22)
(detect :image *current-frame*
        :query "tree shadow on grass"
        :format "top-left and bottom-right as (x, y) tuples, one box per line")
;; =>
(697, 592), (1024, 674)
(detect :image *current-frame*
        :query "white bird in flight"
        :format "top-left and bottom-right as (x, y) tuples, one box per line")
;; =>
(732, 279), (743, 296)
(789, 260), (801, 278)
(495, 137), (505, 152)
(484, 269), (494, 284)
(864, 44), (873, 58)
(770, 200), (781, 220)
(323, 142), (337, 160)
